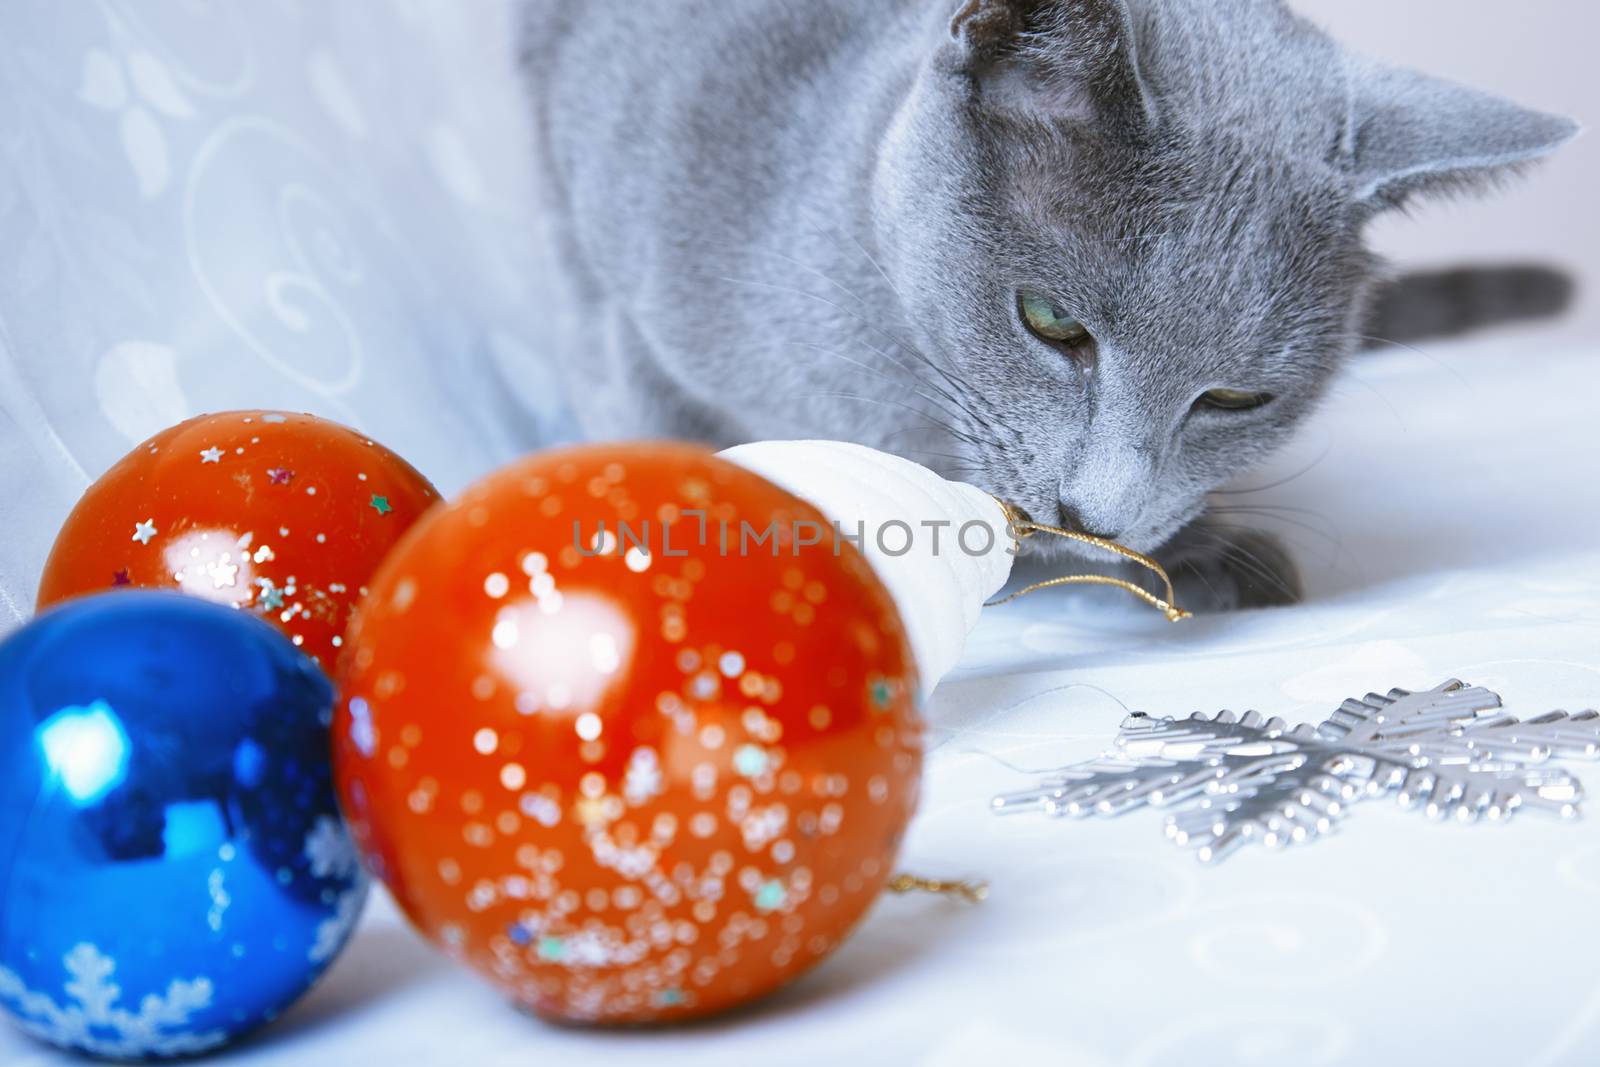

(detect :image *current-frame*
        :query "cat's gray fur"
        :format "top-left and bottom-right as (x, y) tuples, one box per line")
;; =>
(519, 0), (1576, 610)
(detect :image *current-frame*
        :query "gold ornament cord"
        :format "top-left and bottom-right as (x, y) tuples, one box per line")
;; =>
(985, 501), (1192, 623)
(887, 506), (1188, 906)
(887, 873), (989, 903)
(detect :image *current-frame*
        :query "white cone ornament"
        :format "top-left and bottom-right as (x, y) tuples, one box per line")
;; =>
(718, 440), (1015, 690)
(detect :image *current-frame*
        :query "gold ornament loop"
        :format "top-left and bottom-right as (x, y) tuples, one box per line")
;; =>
(987, 500), (1191, 622)
(886, 872), (989, 903)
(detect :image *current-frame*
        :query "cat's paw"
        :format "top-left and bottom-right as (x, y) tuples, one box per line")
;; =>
(1159, 523), (1303, 613)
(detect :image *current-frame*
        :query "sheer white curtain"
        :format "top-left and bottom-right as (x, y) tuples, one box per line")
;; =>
(0, 0), (576, 629)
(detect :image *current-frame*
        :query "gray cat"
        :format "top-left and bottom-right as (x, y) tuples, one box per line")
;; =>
(519, 0), (1576, 610)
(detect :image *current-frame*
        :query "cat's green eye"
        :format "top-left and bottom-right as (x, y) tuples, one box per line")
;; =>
(1199, 388), (1275, 412)
(1019, 291), (1091, 347)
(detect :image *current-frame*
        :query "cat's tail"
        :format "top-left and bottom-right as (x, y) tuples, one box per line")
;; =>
(1359, 264), (1576, 347)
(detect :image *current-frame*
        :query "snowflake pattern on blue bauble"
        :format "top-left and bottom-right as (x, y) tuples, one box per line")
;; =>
(0, 944), (226, 1059)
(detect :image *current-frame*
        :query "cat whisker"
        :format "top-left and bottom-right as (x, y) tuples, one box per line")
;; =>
(765, 234), (972, 405)
(844, 230), (910, 305)
(901, 448), (980, 465)
(1172, 552), (1223, 603)
(900, 450), (988, 477)
(1209, 443), (1334, 496)
(1205, 504), (1344, 547)
(784, 341), (975, 428)
(786, 331), (976, 425)
(1355, 333), (1473, 392)
(1176, 525), (1301, 598)
(1195, 518), (1341, 577)
(1327, 370), (1406, 427)
(882, 424), (990, 458)
(682, 244), (918, 356)
(1100, 227), (1176, 248)
(704, 239), (884, 313)
(801, 391), (988, 448)
(837, 228), (1023, 433)
(709, 272), (981, 418)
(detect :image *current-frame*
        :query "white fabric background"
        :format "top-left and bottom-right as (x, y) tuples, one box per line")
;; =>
(0, 0), (575, 624)
(3, 2), (1599, 1065)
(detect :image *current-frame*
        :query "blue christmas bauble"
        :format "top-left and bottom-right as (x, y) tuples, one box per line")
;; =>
(0, 592), (367, 1059)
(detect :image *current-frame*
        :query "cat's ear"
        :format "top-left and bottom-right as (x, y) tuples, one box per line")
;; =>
(1346, 59), (1578, 212)
(945, 0), (1155, 129)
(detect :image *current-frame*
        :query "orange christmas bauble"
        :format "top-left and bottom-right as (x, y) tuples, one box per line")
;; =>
(38, 411), (439, 670)
(333, 443), (923, 1024)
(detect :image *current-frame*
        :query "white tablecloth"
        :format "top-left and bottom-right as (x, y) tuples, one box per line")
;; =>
(2, 1), (1597, 1062)
(6, 335), (1594, 1066)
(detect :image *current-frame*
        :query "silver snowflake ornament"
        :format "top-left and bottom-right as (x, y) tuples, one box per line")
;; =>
(992, 680), (1600, 863)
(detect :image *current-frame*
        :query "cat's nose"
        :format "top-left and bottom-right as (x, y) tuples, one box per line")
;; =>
(1055, 504), (1121, 542)
(1057, 442), (1153, 542)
